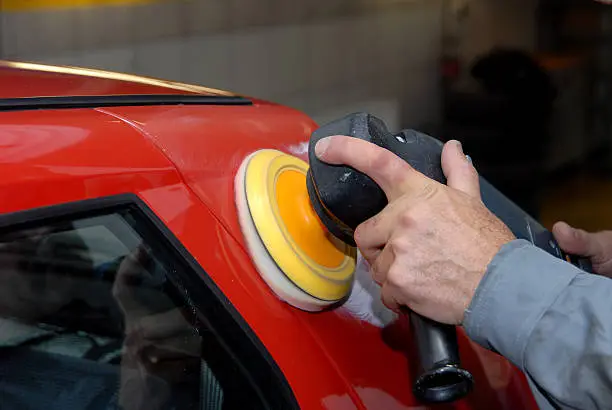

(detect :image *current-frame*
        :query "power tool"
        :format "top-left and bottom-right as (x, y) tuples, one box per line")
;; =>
(234, 112), (593, 404)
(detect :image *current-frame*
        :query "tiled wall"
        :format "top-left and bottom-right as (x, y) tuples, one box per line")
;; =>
(0, 0), (538, 132)
(0, 0), (445, 130)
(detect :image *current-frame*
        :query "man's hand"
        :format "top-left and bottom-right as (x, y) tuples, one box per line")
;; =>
(553, 222), (612, 277)
(315, 136), (515, 325)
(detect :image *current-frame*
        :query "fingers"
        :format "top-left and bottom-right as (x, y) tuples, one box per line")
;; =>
(369, 242), (397, 285)
(380, 283), (400, 312)
(354, 201), (401, 263)
(441, 140), (480, 198)
(315, 135), (426, 201)
(552, 221), (601, 258)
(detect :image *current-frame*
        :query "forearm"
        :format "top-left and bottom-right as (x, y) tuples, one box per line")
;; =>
(463, 239), (612, 409)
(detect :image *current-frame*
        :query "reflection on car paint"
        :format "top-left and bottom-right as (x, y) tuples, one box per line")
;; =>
(286, 141), (310, 157)
(341, 252), (397, 328)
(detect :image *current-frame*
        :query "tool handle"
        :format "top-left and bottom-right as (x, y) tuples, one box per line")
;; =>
(407, 310), (473, 402)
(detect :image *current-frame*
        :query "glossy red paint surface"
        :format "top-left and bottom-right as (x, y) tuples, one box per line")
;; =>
(0, 64), (539, 409)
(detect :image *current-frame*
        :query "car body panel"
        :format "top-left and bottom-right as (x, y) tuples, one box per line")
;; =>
(0, 65), (540, 409)
(0, 108), (180, 213)
(139, 183), (362, 410)
(102, 103), (539, 409)
(0, 107), (358, 409)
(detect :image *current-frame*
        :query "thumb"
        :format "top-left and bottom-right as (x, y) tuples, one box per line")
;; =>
(552, 221), (601, 258)
(441, 140), (481, 198)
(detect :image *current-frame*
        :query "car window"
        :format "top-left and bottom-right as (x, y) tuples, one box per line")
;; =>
(0, 199), (293, 410)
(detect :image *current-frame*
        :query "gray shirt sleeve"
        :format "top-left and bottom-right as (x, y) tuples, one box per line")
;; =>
(463, 239), (612, 410)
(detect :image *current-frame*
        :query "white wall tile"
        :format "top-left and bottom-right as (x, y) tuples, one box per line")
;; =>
(186, 0), (230, 34)
(79, 47), (136, 74)
(225, 29), (274, 98)
(305, 20), (348, 92)
(274, 0), (309, 24)
(35, 53), (84, 68)
(182, 34), (234, 92)
(133, 39), (185, 81)
(227, 0), (272, 29)
(36, 48), (135, 75)
(310, 97), (402, 131)
(73, 6), (132, 50)
(346, 15), (381, 82)
(263, 24), (310, 99)
(2, 10), (77, 59)
(131, 1), (186, 42)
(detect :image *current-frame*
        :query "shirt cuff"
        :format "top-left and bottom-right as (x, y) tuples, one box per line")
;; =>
(463, 239), (582, 369)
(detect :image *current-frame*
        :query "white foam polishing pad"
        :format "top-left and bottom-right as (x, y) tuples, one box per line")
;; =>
(234, 149), (357, 312)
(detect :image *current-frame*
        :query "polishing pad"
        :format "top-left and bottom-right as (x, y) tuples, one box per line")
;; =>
(235, 149), (357, 311)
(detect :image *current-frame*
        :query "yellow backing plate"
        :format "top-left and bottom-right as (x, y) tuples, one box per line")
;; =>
(244, 149), (356, 302)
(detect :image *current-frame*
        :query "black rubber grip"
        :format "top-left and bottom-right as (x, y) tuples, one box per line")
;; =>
(409, 312), (473, 403)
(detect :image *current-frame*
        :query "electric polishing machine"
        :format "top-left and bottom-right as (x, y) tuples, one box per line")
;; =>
(234, 112), (593, 404)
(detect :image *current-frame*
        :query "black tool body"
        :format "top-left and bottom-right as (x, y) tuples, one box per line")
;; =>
(306, 112), (592, 404)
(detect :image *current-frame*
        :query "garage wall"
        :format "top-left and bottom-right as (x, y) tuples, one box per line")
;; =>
(0, 0), (539, 132)
(458, 0), (539, 67)
(0, 0), (444, 131)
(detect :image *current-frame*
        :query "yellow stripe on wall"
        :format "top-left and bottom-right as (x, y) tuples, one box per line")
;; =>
(1, 0), (165, 12)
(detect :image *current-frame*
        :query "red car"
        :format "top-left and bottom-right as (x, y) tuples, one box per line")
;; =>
(0, 61), (538, 409)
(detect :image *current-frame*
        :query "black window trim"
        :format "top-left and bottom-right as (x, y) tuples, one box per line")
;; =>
(0, 94), (253, 112)
(0, 193), (299, 410)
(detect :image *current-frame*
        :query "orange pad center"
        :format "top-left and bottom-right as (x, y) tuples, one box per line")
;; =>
(275, 169), (346, 269)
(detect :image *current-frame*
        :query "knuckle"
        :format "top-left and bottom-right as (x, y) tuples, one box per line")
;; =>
(398, 211), (414, 228)
(388, 234), (411, 254)
(372, 150), (412, 184)
(372, 265), (386, 284)
(381, 297), (397, 312)
(386, 265), (406, 287)
(353, 224), (368, 248)
(576, 228), (589, 241)
(356, 216), (375, 235)
(370, 148), (395, 170)
(353, 226), (365, 247)
(380, 285), (397, 308)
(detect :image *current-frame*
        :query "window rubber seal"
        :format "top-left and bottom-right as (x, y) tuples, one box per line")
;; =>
(0, 94), (253, 112)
